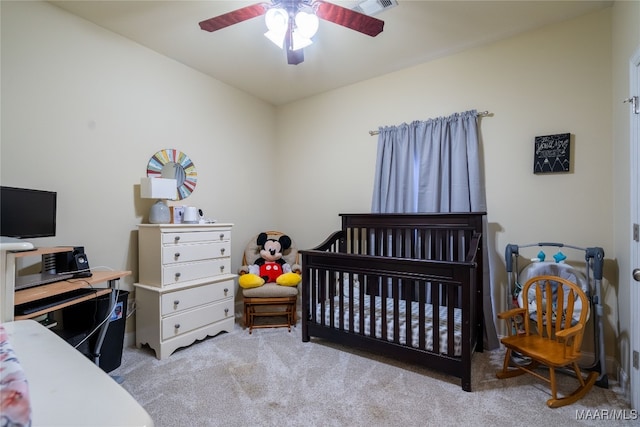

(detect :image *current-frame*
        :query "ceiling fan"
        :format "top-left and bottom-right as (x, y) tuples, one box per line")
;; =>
(199, 0), (385, 65)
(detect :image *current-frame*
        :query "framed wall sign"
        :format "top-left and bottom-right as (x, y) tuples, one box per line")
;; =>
(533, 133), (571, 174)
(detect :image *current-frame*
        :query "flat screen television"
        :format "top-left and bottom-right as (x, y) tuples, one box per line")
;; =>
(1, 186), (57, 239)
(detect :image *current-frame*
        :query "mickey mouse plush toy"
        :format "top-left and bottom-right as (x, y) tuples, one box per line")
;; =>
(238, 232), (302, 289)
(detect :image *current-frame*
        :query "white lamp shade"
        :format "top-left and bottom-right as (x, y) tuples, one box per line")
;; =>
(140, 177), (177, 200)
(295, 11), (318, 39)
(265, 7), (288, 32)
(291, 32), (313, 51)
(264, 30), (286, 49)
(264, 7), (289, 48)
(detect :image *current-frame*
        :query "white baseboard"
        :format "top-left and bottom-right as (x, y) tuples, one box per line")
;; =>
(618, 365), (632, 403)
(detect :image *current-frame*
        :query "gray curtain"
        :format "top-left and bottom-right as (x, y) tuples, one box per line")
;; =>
(371, 110), (499, 350)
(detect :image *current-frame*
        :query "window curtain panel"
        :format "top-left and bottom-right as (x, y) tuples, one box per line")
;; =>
(371, 110), (499, 350)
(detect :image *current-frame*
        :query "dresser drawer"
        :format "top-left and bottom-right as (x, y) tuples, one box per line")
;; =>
(160, 280), (234, 315)
(161, 241), (230, 265)
(162, 230), (231, 245)
(162, 258), (231, 285)
(161, 299), (233, 340)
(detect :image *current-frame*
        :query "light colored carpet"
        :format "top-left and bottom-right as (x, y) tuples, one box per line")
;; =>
(112, 323), (632, 427)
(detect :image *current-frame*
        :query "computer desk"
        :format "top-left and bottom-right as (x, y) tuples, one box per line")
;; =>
(1, 246), (130, 367)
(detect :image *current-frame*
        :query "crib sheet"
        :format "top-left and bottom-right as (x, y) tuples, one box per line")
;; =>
(315, 295), (462, 356)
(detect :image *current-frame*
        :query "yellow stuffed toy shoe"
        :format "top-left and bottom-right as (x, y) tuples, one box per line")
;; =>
(238, 273), (265, 289)
(276, 271), (301, 287)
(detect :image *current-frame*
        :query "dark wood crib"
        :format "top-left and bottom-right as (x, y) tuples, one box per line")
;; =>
(301, 213), (485, 391)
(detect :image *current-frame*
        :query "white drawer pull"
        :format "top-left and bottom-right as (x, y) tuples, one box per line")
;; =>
(174, 236), (181, 242)
(224, 308), (229, 316)
(224, 288), (229, 295)
(175, 272), (181, 280)
(220, 265), (225, 273)
(174, 252), (181, 259)
(219, 233), (224, 240)
(220, 248), (225, 255)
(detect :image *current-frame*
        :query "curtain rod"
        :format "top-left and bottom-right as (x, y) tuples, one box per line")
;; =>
(368, 111), (492, 136)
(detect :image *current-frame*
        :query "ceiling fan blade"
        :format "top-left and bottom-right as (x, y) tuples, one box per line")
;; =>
(315, 1), (384, 37)
(199, 3), (268, 32)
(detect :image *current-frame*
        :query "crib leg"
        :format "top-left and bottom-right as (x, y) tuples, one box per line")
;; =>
(302, 319), (310, 342)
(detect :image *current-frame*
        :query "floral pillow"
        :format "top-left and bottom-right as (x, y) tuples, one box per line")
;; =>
(0, 324), (31, 427)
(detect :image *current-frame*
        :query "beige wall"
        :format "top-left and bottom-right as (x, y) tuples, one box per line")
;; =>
(277, 7), (615, 351)
(3, 0), (638, 383)
(1, 1), (279, 290)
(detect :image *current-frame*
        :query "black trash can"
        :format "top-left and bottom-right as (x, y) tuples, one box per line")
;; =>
(61, 290), (129, 373)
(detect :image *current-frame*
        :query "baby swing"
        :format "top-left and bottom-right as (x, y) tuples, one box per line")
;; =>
(504, 242), (608, 388)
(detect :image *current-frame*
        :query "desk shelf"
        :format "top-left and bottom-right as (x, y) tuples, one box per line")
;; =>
(2, 246), (131, 323)
(13, 271), (131, 320)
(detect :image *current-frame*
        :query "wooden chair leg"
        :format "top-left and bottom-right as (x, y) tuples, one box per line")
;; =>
(243, 302), (249, 329)
(496, 348), (537, 379)
(549, 367), (558, 401)
(500, 348), (512, 372)
(546, 365), (598, 408)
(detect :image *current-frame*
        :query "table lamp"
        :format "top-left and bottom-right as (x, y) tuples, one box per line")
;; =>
(140, 177), (177, 224)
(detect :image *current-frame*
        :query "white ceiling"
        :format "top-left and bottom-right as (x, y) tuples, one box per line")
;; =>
(49, 1), (612, 106)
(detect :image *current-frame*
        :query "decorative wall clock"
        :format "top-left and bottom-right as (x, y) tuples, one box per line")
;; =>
(146, 149), (197, 200)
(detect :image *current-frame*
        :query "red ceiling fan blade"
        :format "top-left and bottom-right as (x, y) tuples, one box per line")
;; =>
(199, 3), (268, 32)
(315, 1), (384, 37)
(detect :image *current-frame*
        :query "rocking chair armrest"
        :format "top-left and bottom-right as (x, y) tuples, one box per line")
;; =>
(497, 307), (526, 320)
(555, 323), (584, 340)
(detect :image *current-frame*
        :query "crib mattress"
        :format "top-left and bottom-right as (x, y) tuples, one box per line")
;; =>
(315, 296), (462, 356)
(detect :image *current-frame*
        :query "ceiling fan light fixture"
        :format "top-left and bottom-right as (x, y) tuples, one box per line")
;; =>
(264, 7), (288, 48)
(291, 32), (313, 51)
(294, 10), (319, 39)
(199, 0), (385, 65)
(265, 7), (288, 32)
(264, 30), (286, 48)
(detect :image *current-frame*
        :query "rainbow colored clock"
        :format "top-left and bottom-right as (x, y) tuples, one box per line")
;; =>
(146, 149), (197, 200)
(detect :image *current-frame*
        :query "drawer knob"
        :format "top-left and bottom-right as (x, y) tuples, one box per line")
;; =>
(173, 300), (180, 306)
(174, 323), (181, 329)
(220, 248), (225, 255)
(224, 308), (229, 316)
(219, 233), (224, 240)
(220, 265), (225, 272)
(224, 288), (229, 295)
(174, 236), (181, 242)
(175, 272), (181, 280)
(174, 252), (181, 259)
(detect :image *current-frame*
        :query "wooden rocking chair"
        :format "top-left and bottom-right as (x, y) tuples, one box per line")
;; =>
(496, 275), (598, 408)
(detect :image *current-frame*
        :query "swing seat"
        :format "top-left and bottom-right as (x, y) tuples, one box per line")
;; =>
(496, 275), (597, 408)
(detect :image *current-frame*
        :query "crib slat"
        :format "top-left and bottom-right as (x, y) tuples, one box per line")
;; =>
(431, 280), (440, 354)
(368, 275), (376, 339)
(447, 281), (456, 357)
(381, 276), (388, 341)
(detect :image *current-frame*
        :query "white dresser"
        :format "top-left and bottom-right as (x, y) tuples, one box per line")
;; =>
(134, 223), (235, 359)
